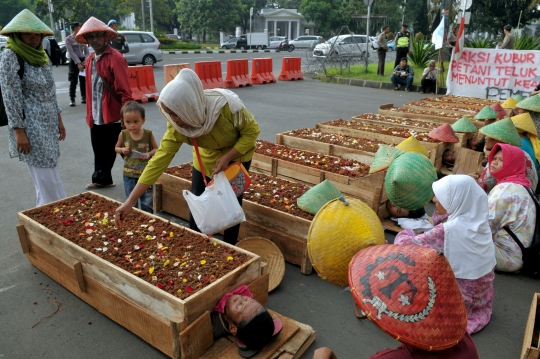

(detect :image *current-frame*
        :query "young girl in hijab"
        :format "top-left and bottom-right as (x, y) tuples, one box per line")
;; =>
(394, 175), (496, 334)
(115, 69), (260, 244)
(487, 143), (536, 272)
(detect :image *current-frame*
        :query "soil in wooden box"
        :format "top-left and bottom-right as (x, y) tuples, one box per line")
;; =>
(353, 113), (438, 130)
(320, 119), (439, 143)
(406, 101), (478, 114)
(421, 97), (489, 109)
(436, 95), (499, 104)
(387, 107), (462, 119)
(256, 140), (370, 177)
(166, 164), (315, 221)
(23, 193), (249, 299)
(285, 128), (389, 153)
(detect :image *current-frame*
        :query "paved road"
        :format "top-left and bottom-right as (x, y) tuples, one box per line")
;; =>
(1, 51), (534, 359)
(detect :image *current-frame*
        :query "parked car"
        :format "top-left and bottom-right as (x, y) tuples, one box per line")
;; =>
(289, 35), (323, 49)
(57, 41), (68, 65)
(387, 40), (396, 51)
(166, 34), (182, 41)
(220, 37), (238, 49)
(268, 36), (286, 49)
(118, 31), (163, 66)
(0, 35), (7, 51)
(313, 35), (367, 57)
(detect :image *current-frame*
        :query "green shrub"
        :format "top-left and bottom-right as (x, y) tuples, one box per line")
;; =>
(160, 41), (202, 50)
(465, 38), (496, 48)
(387, 32), (395, 41)
(515, 34), (540, 50)
(414, 32), (424, 42)
(158, 37), (177, 45)
(408, 39), (439, 68)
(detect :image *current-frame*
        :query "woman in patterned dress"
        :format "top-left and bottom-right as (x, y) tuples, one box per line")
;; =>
(394, 175), (496, 334)
(487, 143), (536, 272)
(0, 9), (66, 206)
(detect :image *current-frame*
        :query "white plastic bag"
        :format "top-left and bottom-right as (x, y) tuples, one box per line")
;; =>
(183, 172), (246, 235)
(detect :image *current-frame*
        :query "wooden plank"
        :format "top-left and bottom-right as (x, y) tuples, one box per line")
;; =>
(248, 273), (270, 305)
(453, 147), (484, 175)
(279, 321), (315, 356)
(301, 245), (312, 275)
(378, 104), (484, 129)
(73, 261), (85, 293)
(291, 332), (316, 359)
(171, 320), (183, 359)
(154, 183), (163, 212)
(161, 190), (191, 220)
(243, 201), (311, 240)
(403, 103), (478, 116)
(261, 262), (269, 276)
(17, 224), (29, 254)
(199, 337), (234, 359)
(351, 116), (437, 132)
(26, 241), (176, 358)
(180, 311), (214, 359)
(522, 293), (540, 359)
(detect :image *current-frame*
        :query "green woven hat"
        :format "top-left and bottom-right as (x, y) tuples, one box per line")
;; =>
(474, 105), (498, 120)
(297, 180), (343, 215)
(479, 118), (522, 146)
(513, 94), (525, 103)
(0, 9), (53, 36)
(451, 117), (478, 133)
(517, 94), (540, 112)
(385, 152), (437, 211)
(368, 145), (404, 174)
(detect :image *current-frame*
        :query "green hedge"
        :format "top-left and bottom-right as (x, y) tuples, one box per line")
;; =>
(160, 41), (202, 50)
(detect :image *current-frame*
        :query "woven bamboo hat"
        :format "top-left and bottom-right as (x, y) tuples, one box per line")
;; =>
(348, 244), (467, 351)
(0, 9), (53, 36)
(451, 117), (478, 133)
(385, 152), (437, 211)
(517, 94), (540, 112)
(307, 197), (385, 286)
(427, 123), (460, 143)
(501, 97), (518, 109)
(369, 145), (404, 174)
(76, 16), (118, 44)
(297, 180), (342, 215)
(511, 113), (538, 136)
(395, 136), (429, 157)
(513, 94), (525, 103)
(479, 118), (522, 146)
(490, 102), (507, 119)
(237, 237), (285, 292)
(474, 105), (498, 120)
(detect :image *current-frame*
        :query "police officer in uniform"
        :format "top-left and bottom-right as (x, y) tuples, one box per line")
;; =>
(65, 21), (89, 106)
(108, 19), (129, 54)
(394, 24), (413, 68)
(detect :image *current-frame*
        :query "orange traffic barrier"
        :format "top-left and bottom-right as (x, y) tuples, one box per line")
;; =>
(278, 57), (303, 81)
(164, 63), (190, 85)
(127, 66), (146, 103)
(251, 58), (276, 85)
(225, 59), (252, 88)
(194, 61), (225, 89)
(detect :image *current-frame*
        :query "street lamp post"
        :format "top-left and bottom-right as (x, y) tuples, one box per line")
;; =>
(141, 0), (146, 31)
(148, 0), (154, 33)
(48, 0), (55, 34)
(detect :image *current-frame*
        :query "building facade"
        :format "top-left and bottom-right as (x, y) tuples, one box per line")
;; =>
(254, 8), (315, 39)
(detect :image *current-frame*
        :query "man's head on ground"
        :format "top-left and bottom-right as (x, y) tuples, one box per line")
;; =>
(400, 57), (407, 68)
(466, 136), (485, 152)
(442, 149), (456, 166)
(386, 200), (426, 219)
(108, 19), (118, 31)
(503, 24), (512, 34)
(401, 24), (408, 32)
(382, 26), (389, 34)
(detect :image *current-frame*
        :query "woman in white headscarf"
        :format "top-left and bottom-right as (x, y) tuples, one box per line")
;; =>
(115, 69), (260, 244)
(394, 175), (496, 334)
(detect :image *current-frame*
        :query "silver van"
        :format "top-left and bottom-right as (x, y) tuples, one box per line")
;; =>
(118, 31), (163, 66)
(289, 35), (323, 49)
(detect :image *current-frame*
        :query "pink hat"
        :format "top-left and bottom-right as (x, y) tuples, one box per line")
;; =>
(490, 103), (507, 119)
(427, 123), (459, 143)
(76, 16), (118, 44)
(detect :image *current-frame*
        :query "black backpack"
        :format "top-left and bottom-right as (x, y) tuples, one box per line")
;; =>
(0, 54), (25, 127)
(48, 38), (62, 66)
(503, 186), (540, 278)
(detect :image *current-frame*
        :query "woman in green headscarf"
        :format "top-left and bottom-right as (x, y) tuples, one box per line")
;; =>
(0, 9), (67, 206)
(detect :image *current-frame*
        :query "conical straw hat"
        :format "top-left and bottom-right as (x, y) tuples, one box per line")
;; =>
(395, 136), (429, 157)
(237, 237), (285, 292)
(385, 152), (437, 211)
(479, 118), (522, 146)
(76, 17), (118, 44)
(451, 117), (478, 133)
(513, 94), (525, 103)
(490, 102), (507, 119)
(369, 145), (404, 174)
(427, 123), (460, 143)
(474, 105), (498, 120)
(349, 244), (467, 351)
(297, 180), (342, 215)
(0, 9), (53, 36)
(501, 98), (518, 109)
(517, 94), (540, 112)
(511, 113), (538, 136)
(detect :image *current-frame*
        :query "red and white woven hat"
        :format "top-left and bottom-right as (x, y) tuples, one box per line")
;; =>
(490, 102), (507, 119)
(427, 123), (459, 143)
(76, 16), (118, 44)
(349, 244), (467, 351)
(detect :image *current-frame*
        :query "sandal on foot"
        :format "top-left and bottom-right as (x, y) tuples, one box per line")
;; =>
(86, 183), (116, 189)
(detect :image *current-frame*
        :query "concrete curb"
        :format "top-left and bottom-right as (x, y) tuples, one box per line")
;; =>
(318, 74), (448, 95)
(163, 49), (278, 54)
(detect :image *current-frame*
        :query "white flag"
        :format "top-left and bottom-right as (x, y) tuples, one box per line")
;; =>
(432, 19), (444, 50)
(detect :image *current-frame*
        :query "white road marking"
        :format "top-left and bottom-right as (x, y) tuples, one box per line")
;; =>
(0, 284), (17, 293)
(173, 57), (214, 60)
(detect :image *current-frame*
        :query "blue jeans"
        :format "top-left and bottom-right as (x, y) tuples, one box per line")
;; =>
(123, 176), (153, 213)
(390, 74), (414, 89)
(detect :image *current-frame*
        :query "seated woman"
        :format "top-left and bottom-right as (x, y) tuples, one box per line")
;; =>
(487, 143), (536, 272)
(395, 175), (496, 334)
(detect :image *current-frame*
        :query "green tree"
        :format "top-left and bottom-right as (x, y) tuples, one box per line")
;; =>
(300, 0), (346, 35)
(1, 0), (34, 28)
(343, 0), (405, 37)
(275, 0), (302, 9)
(467, 0), (540, 34)
(34, 0), (130, 26)
(237, 0), (266, 34)
(124, 0), (179, 32)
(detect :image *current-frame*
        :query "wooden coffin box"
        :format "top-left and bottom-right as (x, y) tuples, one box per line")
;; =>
(378, 103), (485, 130)
(403, 102), (479, 117)
(419, 97), (488, 111)
(351, 114), (439, 132)
(17, 192), (264, 359)
(522, 293), (540, 359)
(154, 167), (314, 275)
